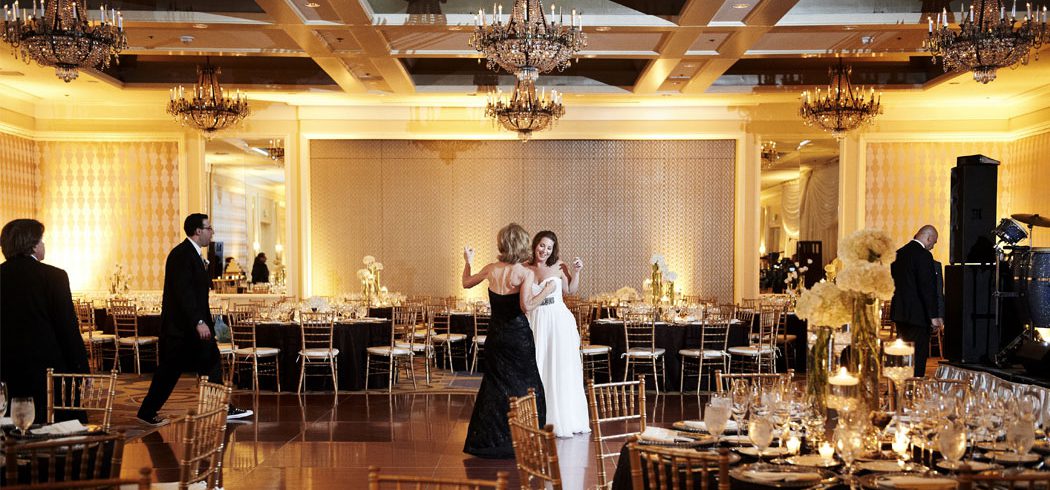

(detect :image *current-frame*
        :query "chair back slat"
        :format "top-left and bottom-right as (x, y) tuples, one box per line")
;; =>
(74, 301), (96, 333)
(3, 433), (126, 485)
(228, 310), (257, 350)
(623, 318), (657, 353)
(587, 377), (646, 488)
(368, 466), (509, 489)
(714, 369), (794, 393)
(473, 314), (490, 340)
(300, 312), (335, 352)
(508, 421), (562, 489)
(197, 376), (232, 414)
(508, 388), (539, 429)
(110, 305), (139, 339)
(46, 369), (118, 431)
(701, 320), (732, 353)
(177, 406), (229, 489)
(628, 440), (730, 490)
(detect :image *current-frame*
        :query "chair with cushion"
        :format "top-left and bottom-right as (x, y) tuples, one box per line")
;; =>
(45, 368), (118, 431)
(367, 466), (508, 490)
(75, 301), (117, 374)
(110, 304), (158, 375)
(575, 303), (612, 382)
(727, 305), (779, 374)
(622, 316), (665, 393)
(431, 311), (468, 372)
(399, 308), (435, 384)
(587, 377), (646, 489)
(298, 311), (339, 393)
(469, 314), (491, 374)
(228, 309), (281, 392)
(679, 319), (731, 394)
(627, 439), (730, 490)
(365, 313), (417, 392)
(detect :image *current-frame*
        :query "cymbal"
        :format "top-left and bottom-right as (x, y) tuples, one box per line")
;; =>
(1011, 213), (1050, 227)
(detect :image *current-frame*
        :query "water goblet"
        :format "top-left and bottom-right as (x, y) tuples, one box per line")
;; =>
(833, 424), (863, 483)
(882, 339), (914, 418)
(937, 420), (967, 472)
(731, 379), (750, 428)
(748, 414), (774, 468)
(1004, 417), (1035, 469)
(11, 397), (34, 436)
(704, 397), (732, 446)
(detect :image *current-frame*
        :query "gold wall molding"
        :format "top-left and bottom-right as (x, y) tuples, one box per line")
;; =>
(309, 139), (738, 301)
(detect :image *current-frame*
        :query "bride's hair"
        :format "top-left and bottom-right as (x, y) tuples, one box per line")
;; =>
(497, 223), (531, 264)
(530, 230), (559, 267)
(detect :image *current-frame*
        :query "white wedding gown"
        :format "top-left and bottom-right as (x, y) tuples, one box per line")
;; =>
(529, 276), (591, 438)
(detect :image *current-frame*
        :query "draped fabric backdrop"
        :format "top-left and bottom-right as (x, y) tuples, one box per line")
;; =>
(799, 161), (839, 266)
(309, 140), (737, 301)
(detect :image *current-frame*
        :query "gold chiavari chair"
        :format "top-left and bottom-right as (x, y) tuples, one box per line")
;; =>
(367, 466), (509, 490)
(622, 315), (666, 393)
(110, 304), (158, 375)
(957, 467), (1050, 490)
(197, 376), (232, 414)
(469, 314), (491, 374)
(209, 303), (236, 385)
(574, 303), (612, 383)
(229, 309), (281, 392)
(75, 301), (117, 373)
(727, 305), (779, 374)
(173, 406), (229, 490)
(398, 308), (435, 384)
(508, 412), (562, 489)
(45, 368), (117, 431)
(879, 299), (895, 337)
(297, 311), (339, 393)
(713, 369), (793, 393)
(772, 303), (797, 369)
(366, 310), (418, 392)
(3, 433), (127, 486)
(587, 377), (647, 489)
(509, 388), (540, 429)
(679, 319), (732, 394)
(431, 311), (468, 372)
(2, 468), (153, 490)
(627, 439), (730, 490)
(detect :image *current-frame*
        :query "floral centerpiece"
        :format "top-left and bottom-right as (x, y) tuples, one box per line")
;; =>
(643, 254), (666, 305)
(794, 281), (850, 413)
(304, 296), (330, 313)
(794, 229), (895, 415)
(357, 255), (385, 306)
(109, 264), (133, 296)
(785, 259), (811, 299)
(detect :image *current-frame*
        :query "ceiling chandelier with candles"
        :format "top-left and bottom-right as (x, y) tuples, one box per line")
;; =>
(167, 61), (250, 136)
(1, 0), (127, 82)
(925, 0), (1047, 84)
(265, 138), (284, 161)
(470, 0), (586, 80)
(486, 78), (564, 141)
(799, 58), (881, 139)
(761, 141), (780, 168)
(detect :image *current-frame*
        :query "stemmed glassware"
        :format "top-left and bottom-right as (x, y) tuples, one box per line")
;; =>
(731, 379), (750, 432)
(936, 420), (968, 472)
(748, 414), (774, 468)
(833, 423), (864, 484)
(1004, 417), (1035, 469)
(704, 396), (732, 446)
(0, 381), (7, 416)
(11, 397), (34, 436)
(881, 339), (914, 418)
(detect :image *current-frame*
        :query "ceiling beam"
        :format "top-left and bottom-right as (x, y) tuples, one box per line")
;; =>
(631, 0), (721, 94)
(329, 0), (417, 94)
(681, 0), (800, 94)
(254, 0), (368, 94)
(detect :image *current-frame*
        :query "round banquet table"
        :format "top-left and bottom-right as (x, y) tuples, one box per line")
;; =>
(252, 319), (392, 391)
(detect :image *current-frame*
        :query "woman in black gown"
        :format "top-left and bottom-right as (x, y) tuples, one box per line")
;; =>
(461, 223), (557, 458)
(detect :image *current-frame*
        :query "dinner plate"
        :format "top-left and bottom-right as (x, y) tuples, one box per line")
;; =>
(735, 446), (791, 457)
(860, 472), (957, 490)
(673, 420), (740, 434)
(730, 463), (838, 488)
(721, 434), (755, 445)
(785, 454), (840, 468)
(975, 441), (1010, 452)
(935, 460), (998, 472)
(857, 461), (911, 473)
(982, 451), (1041, 463)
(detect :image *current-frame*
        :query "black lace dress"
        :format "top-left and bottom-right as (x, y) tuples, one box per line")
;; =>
(462, 289), (547, 458)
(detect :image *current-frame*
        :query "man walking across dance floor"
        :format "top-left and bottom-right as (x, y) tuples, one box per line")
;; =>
(890, 224), (943, 377)
(137, 213), (252, 425)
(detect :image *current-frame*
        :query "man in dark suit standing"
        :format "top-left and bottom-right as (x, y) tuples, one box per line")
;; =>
(1, 219), (90, 424)
(890, 225), (944, 377)
(137, 214), (251, 425)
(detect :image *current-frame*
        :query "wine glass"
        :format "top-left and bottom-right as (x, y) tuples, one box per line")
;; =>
(0, 381), (7, 416)
(704, 397), (731, 446)
(882, 339), (914, 417)
(1004, 417), (1035, 469)
(11, 397), (34, 436)
(748, 415), (774, 468)
(834, 424), (863, 482)
(937, 421), (967, 472)
(731, 379), (750, 430)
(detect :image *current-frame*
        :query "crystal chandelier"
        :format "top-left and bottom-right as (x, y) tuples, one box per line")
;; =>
(486, 78), (564, 141)
(799, 58), (881, 139)
(761, 141), (780, 167)
(265, 138), (284, 161)
(925, 1), (1047, 84)
(2, 0), (127, 82)
(167, 61), (250, 135)
(470, 0), (586, 80)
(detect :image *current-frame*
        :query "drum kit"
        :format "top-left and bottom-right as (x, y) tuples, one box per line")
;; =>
(992, 213), (1050, 341)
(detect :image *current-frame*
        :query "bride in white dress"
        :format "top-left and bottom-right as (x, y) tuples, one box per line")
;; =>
(527, 231), (590, 438)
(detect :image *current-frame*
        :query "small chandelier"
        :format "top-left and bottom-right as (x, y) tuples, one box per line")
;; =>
(2, 0), (127, 82)
(167, 61), (250, 135)
(925, 1), (1047, 84)
(486, 78), (564, 141)
(761, 141), (780, 167)
(265, 138), (284, 161)
(799, 58), (881, 139)
(470, 0), (586, 80)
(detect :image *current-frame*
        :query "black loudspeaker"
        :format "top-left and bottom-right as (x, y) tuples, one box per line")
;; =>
(208, 241), (224, 279)
(1015, 338), (1050, 377)
(950, 154), (998, 264)
(944, 264), (998, 363)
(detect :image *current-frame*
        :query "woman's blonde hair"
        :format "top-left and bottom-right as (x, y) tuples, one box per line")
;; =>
(497, 223), (531, 264)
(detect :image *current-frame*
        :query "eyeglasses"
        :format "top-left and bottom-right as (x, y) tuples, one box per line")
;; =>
(201, 226), (213, 231)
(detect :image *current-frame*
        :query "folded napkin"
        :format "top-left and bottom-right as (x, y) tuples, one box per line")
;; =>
(31, 419), (87, 435)
(881, 476), (957, 490)
(745, 471), (822, 483)
(0, 417), (12, 426)
(640, 427), (687, 443)
(683, 420), (739, 432)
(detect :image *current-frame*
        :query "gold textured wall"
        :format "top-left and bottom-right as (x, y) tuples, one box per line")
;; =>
(0, 132), (39, 226)
(36, 140), (181, 291)
(865, 132), (1050, 264)
(310, 140), (737, 301)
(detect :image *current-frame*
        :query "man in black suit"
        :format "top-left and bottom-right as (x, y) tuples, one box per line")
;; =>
(890, 225), (944, 377)
(1, 219), (90, 424)
(137, 214), (251, 425)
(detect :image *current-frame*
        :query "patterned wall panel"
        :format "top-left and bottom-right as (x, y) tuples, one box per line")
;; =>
(1002, 131), (1050, 248)
(36, 141), (181, 291)
(865, 140), (1015, 265)
(310, 140), (737, 301)
(0, 132), (39, 226)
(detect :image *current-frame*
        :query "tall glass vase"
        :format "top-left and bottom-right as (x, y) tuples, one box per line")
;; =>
(807, 326), (834, 415)
(848, 296), (881, 413)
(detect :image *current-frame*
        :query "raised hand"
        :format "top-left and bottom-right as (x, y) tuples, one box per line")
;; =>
(463, 246), (475, 265)
(572, 257), (583, 272)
